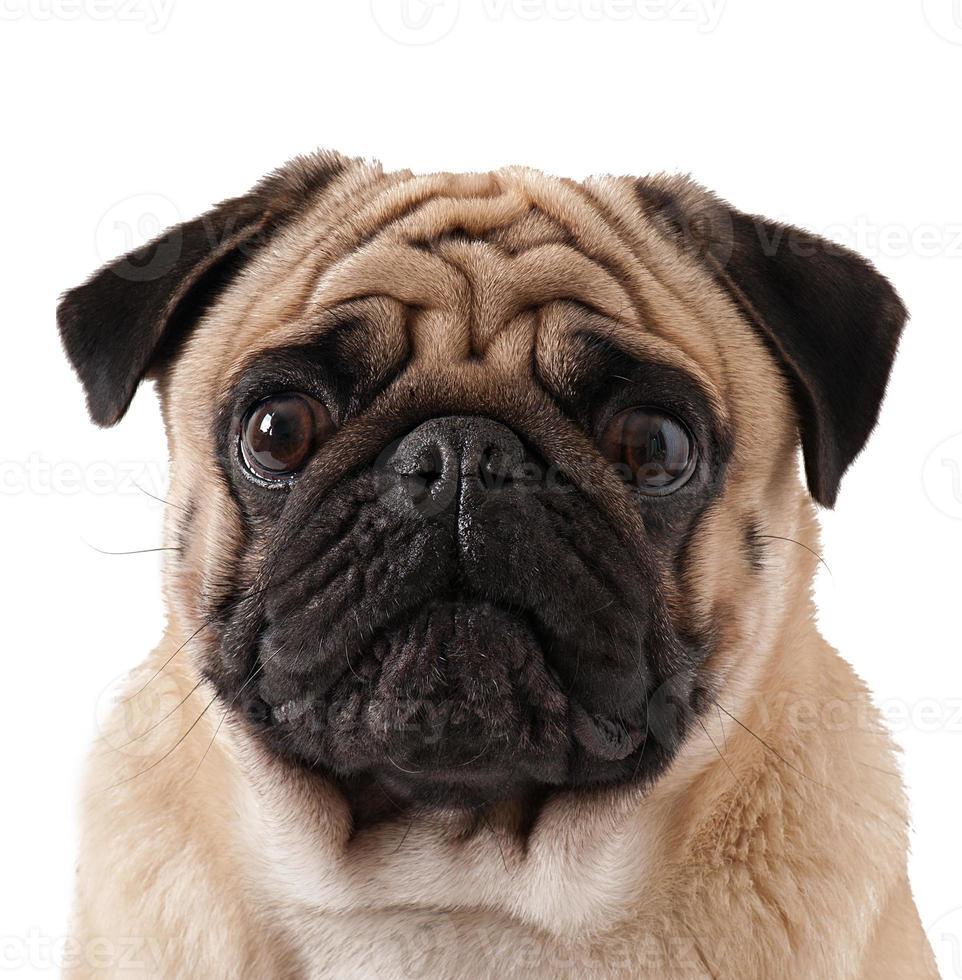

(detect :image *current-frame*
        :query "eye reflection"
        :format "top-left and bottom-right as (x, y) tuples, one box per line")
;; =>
(598, 407), (696, 494)
(240, 393), (333, 480)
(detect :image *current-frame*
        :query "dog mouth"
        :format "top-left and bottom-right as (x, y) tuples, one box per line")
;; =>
(214, 457), (687, 809)
(245, 597), (650, 804)
(264, 600), (568, 781)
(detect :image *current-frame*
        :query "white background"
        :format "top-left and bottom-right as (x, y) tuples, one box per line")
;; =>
(2, 1), (961, 975)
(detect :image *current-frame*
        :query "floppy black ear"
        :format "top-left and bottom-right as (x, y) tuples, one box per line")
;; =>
(636, 178), (908, 508)
(57, 151), (348, 426)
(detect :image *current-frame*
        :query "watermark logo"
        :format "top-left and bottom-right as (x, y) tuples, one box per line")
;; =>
(484, 0), (726, 30)
(822, 216), (962, 260)
(928, 906), (962, 977)
(0, 928), (168, 972)
(94, 667), (197, 760)
(371, 0), (460, 45)
(0, 0), (175, 32)
(922, 0), (962, 45)
(372, 0), (725, 45)
(922, 432), (962, 520)
(95, 192), (183, 281)
(0, 454), (168, 499)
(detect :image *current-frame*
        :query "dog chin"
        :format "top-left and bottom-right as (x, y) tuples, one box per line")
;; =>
(258, 601), (565, 795)
(243, 598), (656, 808)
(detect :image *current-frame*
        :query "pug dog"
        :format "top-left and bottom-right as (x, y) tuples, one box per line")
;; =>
(58, 152), (937, 978)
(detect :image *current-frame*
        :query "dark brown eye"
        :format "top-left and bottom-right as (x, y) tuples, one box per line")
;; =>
(599, 407), (696, 495)
(240, 393), (333, 480)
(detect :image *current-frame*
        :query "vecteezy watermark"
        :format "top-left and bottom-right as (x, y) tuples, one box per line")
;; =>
(0, 928), (169, 972)
(244, 682), (962, 766)
(481, 0), (725, 29)
(928, 907), (962, 977)
(371, 0), (726, 45)
(0, 454), (168, 500)
(820, 216), (962, 260)
(386, 919), (708, 974)
(879, 696), (962, 735)
(723, 214), (962, 264)
(0, 0), (174, 32)
(922, 432), (962, 520)
(95, 192), (183, 280)
(921, 0), (962, 45)
(369, 431), (680, 521)
(95, 667), (195, 759)
(370, 0), (460, 45)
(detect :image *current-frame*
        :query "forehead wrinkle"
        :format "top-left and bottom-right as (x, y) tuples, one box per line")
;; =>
(383, 190), (531, 244)
(431, 241), (531, 357)
(584, 177), (734, 398)
(309, 241), (471, 312)
(536, 311), (724, 412)
(316, 169), (505, 258)
(483, 309), (540, 375)
(418, 236), (642, 361)
(211, 171), (480, 356)
(520, 173), (730, 387)
(205, 171), (501, 375)
(223, 167), (628, 361)
(507, 172), (657, 316)
(232, 200), (701, 384)
(485, 207), (578, 253)
(518, 172), (731, 388)
(195, 163), (742, 427)
(192, 163), (397, 369)
(309, 219), (646, 365)
(282, 171), (506, 328)
(507, 244), (639, 325)
(210, 298), (412, 415)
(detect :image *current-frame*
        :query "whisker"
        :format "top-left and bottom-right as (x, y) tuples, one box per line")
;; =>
(480, 810), (513, 876)
(709, 696), (904, 837)
(132, 481), (189, 512)
(94, 691), (220, 794)
(93, 679), (204, 754)
(855, 760), (903, 778)
(122, 525), (352, 706)
(696, 714), (748, 832)
(386, 753), (423, 775)
(715, 702), (728, 754)
(121, 617), (217, 704)
(186, 646), (285, 783)
(344, 625), (363, 682)
(86, 543), (182, 556)
(371, 778), (409, 816)
(391, 809), (421, 855)
(121, 581), (272, 703)
(757, 534), (832, 576)
(696, 715), (746, 796)
(710, 698), (811, 784)
(453, 734), (496, 768)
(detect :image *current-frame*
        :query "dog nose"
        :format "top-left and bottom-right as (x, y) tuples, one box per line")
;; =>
(383, 415), (528, 516)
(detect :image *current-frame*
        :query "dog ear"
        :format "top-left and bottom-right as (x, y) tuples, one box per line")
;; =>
(57, 151), (349, 427)
(636, 177), (908, 508)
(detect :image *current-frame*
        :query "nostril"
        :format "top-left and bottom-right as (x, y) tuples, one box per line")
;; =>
(413, 446), (444, 484)
(386, 417), (531, 505)
(388, 441), (447, 510)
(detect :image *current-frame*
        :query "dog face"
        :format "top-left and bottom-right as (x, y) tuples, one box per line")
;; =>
(58, 153), (906, 814)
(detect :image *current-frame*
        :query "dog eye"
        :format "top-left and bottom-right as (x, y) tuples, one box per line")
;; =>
(598, 407), (696, 494)
(240, 393), (333, 480)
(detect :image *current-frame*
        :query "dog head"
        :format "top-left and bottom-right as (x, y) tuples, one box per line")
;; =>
(58, 152), (905, 815)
